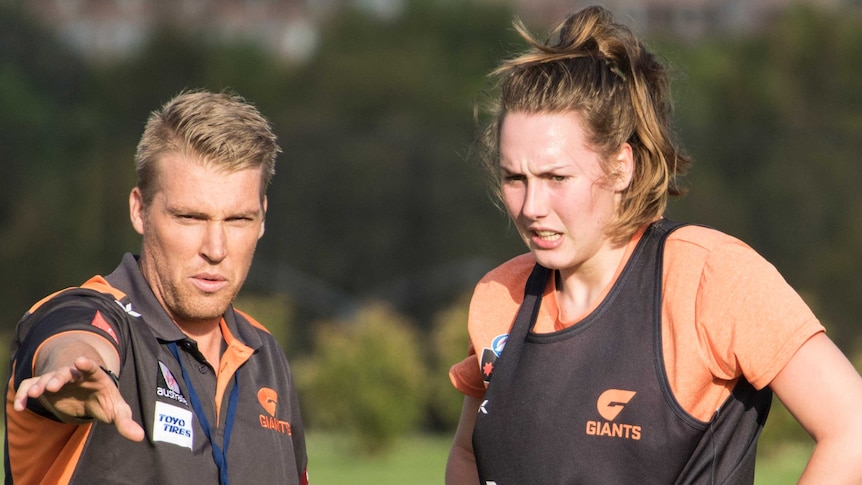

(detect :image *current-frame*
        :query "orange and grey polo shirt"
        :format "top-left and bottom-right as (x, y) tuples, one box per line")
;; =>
(5, 253), (308, 485)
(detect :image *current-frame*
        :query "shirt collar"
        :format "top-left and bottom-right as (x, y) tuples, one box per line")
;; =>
(104, 253), (262, 351)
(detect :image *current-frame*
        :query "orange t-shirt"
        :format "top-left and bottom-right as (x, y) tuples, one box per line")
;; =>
(449, 224), (824, 422)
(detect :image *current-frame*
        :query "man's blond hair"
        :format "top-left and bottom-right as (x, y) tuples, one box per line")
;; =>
(135, 90), (280, 205)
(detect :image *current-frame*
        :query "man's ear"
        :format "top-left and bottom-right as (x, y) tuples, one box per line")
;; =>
(259, 196), (267, 239)
(129, 187), (145, 235)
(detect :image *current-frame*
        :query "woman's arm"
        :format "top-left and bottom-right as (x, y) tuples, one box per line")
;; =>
(446, 395), (482, 485)
(770, 332), (862, 484)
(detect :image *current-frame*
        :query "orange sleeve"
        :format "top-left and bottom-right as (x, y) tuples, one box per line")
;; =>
(661, 227), (826, 420)
(694, 238), (824, 389)
(5, 380), (91, 484)
(449, 351), (486, 399)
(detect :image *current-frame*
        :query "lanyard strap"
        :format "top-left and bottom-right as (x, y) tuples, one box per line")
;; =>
(167, 341), (239, 485)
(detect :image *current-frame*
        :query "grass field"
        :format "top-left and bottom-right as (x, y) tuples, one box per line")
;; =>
(753, 442), (813, 485)
(306, 432), (811, 485)
(306, 432), (451, 484)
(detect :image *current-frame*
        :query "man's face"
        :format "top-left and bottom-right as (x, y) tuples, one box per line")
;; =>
(130, 152), (266, 329)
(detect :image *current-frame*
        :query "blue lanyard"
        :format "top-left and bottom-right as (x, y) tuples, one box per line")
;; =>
(167, 341), (240, 485)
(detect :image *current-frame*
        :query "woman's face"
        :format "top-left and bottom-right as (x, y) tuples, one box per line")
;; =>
(499, 111), (632, 278)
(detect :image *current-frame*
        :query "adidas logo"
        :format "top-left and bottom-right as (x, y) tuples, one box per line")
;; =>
(115, 300), (141, 317)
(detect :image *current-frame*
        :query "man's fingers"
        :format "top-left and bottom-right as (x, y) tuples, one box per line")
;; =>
(97, 383), (144, 442)
(13, 378), (40, 411)
(15, 358), (112, 415)
(14, 369), (74, 410)
(43, 368), (83, 393)
(116, 414), (146, 442)
(72, 356), (109, 383)
(14, 357), (145, 443)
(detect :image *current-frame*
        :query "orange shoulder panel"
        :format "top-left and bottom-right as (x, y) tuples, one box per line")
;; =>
(26, 276), (127, 314)
(5, 380), (90, 485)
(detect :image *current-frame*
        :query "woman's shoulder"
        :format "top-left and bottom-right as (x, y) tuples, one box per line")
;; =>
(478, 253), (537, 288)
(668, 223), (748, 250)
(665, 223), (761, 265)
(470, 253), (538, 309)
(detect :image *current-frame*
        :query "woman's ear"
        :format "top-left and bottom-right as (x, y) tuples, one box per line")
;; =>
(611, 142), (634, 192)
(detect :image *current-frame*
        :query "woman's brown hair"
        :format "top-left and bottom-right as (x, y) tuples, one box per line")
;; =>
(478, 6), (690, 242)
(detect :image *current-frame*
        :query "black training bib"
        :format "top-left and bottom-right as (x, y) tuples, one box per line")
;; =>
(473, 220), (771, 484)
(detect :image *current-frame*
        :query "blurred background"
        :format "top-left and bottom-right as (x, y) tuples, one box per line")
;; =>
(1, 0), (860, 482)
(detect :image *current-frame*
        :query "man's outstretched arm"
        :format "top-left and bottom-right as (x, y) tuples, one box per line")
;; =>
(13, 332), (145, 442)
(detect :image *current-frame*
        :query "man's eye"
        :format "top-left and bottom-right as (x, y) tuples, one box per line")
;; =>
(227, 216), (255, 225)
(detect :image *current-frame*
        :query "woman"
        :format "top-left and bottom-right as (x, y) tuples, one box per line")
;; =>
(446, 6), (862, 484)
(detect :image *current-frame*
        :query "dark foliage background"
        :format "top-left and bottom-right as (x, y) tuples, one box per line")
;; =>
(1, 0), (860, 444)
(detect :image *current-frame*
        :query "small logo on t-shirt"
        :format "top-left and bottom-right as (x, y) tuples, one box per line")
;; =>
(480, 334), (509, 384)
(257, 387), (292, 435)
(586, 389), (641, 440)
(157, 361), (188, 405)
(114, 299), (141, 318)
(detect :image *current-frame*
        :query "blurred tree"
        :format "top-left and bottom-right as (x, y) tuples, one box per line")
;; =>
(2, 0), (860, 387)
(0, 4), (132, 347)
(256, 0), (524, 329)
(295, 302), (427, 453)
(0, 1), (526, 344)
(427, 292), (473, 431)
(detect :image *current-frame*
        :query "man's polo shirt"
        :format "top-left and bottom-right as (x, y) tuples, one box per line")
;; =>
(5, 253), (308, 484)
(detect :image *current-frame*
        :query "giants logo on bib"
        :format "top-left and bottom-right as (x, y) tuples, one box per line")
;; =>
(585, 389), (642, 440)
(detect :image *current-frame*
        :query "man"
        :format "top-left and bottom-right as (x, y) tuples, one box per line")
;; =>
(5, 90), (309, 484)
